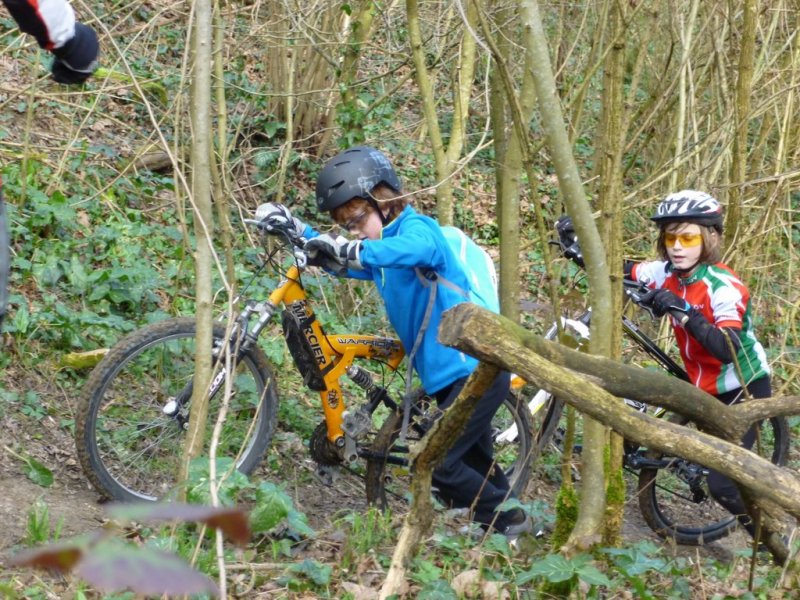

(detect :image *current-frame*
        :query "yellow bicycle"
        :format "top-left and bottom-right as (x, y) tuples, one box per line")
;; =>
(75, 217), (535, 504)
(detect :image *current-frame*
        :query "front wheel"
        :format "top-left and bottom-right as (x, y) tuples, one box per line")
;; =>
(364, 391), (535, 510)
(637, 415), (790, 545)
(75, 317), (279, 502)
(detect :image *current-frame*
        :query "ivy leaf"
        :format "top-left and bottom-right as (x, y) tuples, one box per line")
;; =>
(517, 553), (577, 584)
(575, 564), (611, 587)
(250, 482), (291, 533)
(411, 558), (442, 584)
(10, 300), (30, 333)
(23, 456), (54, 487)
(288, 559), (331, 586)
(286, 508), (315, 538)
(417, 579), (458, 599)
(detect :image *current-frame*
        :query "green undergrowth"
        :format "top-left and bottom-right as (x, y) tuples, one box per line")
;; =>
(1, 7), (797, 597)
(3, 482), (793, 599)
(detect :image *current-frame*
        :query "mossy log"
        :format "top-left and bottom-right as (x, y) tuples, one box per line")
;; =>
(438, 303), (800, 563)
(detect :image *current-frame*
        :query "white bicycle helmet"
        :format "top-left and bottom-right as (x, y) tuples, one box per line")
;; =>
(651, 190), (723, 232)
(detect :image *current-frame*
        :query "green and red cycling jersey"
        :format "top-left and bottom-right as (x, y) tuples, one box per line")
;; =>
(631, 261), (770, 395)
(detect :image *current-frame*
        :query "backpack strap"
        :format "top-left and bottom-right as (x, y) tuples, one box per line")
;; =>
(400, 271), (439, 441)
(414, 267), (469, 299)
(400, 265), (473, 441)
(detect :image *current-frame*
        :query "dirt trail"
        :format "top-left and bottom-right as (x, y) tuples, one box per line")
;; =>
(0, 426), (746, 569)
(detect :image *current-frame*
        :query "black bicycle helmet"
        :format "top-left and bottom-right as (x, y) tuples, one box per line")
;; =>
(315, 146), (402, 213)
(650, 190), (723, 232)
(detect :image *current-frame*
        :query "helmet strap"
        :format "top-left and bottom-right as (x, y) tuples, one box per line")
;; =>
(367, 196), (391, 226)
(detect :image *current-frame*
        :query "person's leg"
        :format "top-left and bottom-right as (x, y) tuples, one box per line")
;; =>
(707, 424), (757, 534)
(430, 371), (522, 530)
(706, 377), (771, 537)
(462, 434), (512, 494)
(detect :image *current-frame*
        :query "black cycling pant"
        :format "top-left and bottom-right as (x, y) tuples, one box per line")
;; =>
(0, 187), (8, 330)
(430, 370), (512, 525)
(706, 376), (771, 537)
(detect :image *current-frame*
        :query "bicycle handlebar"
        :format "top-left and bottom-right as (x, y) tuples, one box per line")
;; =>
(551, 219), (689, 324)
(623, 279), (689, 325)
(244, 217), (310, 268)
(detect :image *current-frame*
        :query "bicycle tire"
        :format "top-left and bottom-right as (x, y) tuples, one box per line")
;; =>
(364, 391), (535, 510)
(637, 415), (790, 545)
(75, 317), (279, 502)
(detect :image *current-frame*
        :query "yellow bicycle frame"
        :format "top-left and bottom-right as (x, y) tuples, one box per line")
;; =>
(268, 266), (406, 443)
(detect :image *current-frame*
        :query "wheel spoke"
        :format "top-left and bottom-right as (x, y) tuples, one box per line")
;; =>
(77, 318), (277, 501)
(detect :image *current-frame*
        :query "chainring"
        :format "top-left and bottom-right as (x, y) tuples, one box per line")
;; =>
(308, 420), (344, 466)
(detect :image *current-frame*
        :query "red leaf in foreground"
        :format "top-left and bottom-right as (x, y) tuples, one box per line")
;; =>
(107, 501), (251, 546)
(9, 543), (84, 574)
(76, 539), (219, 597)
(8, 531), (103, 574)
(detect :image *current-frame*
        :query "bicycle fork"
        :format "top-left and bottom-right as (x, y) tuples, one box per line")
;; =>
(161, 303), (276, 427)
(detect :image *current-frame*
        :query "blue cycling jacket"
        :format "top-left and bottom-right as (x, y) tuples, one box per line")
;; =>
(305, 205), (480, 393)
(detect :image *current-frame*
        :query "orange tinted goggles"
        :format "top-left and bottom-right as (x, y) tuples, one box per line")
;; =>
(664, 233), (703, 248)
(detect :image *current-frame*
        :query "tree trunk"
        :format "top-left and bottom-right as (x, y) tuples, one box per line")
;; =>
(489, 0), (537, 324)
(180, 0), (215, 499)
(596, 0), (628, 546)
(487, 0), (517, 321)
(520, 0), (614, 550)
(380, 363), (499, 599)
(406, 0), (452, 222)
(725, 0), (758, 257)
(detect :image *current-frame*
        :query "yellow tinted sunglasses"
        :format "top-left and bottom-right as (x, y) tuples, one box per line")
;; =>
(664, 232), (703, 248)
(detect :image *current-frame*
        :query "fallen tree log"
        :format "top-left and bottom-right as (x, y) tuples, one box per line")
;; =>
(438, 303), (800, 521)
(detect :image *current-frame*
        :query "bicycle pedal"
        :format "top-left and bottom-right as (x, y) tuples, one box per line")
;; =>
(314, 464), (340, 486)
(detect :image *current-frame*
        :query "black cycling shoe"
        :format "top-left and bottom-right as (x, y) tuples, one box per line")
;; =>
(477, 508), (533, 539)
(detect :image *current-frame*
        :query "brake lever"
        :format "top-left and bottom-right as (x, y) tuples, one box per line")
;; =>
(550, 237), (585, 268)
(624, 279), (658, 320)
(294, 247), (308, 269)
(624, 279), (690, 324)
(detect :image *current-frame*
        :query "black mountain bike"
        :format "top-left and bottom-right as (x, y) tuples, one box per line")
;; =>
(515, 235), (790, 545)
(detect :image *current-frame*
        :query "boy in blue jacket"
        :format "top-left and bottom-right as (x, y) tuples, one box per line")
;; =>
(258, 146), (531, 537)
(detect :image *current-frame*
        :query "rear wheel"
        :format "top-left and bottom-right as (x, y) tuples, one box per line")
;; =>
(637, 415), (790, 545)
(364, 391), (534, 509)
(75, 317), (279, 501)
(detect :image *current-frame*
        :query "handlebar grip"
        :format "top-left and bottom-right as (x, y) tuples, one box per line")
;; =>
(669, 309), (690, 325)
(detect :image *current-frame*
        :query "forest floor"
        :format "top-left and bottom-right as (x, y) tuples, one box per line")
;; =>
(0, 358), (781, 598)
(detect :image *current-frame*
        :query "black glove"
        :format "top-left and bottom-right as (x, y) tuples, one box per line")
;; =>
(554, 215), (584, 267)
(254, 202), (308, 238)
(555, 215), (576, 243)
(51, 23), (99, 84)
(306, 234), (363, 275)
(638, 288), (691, 319)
